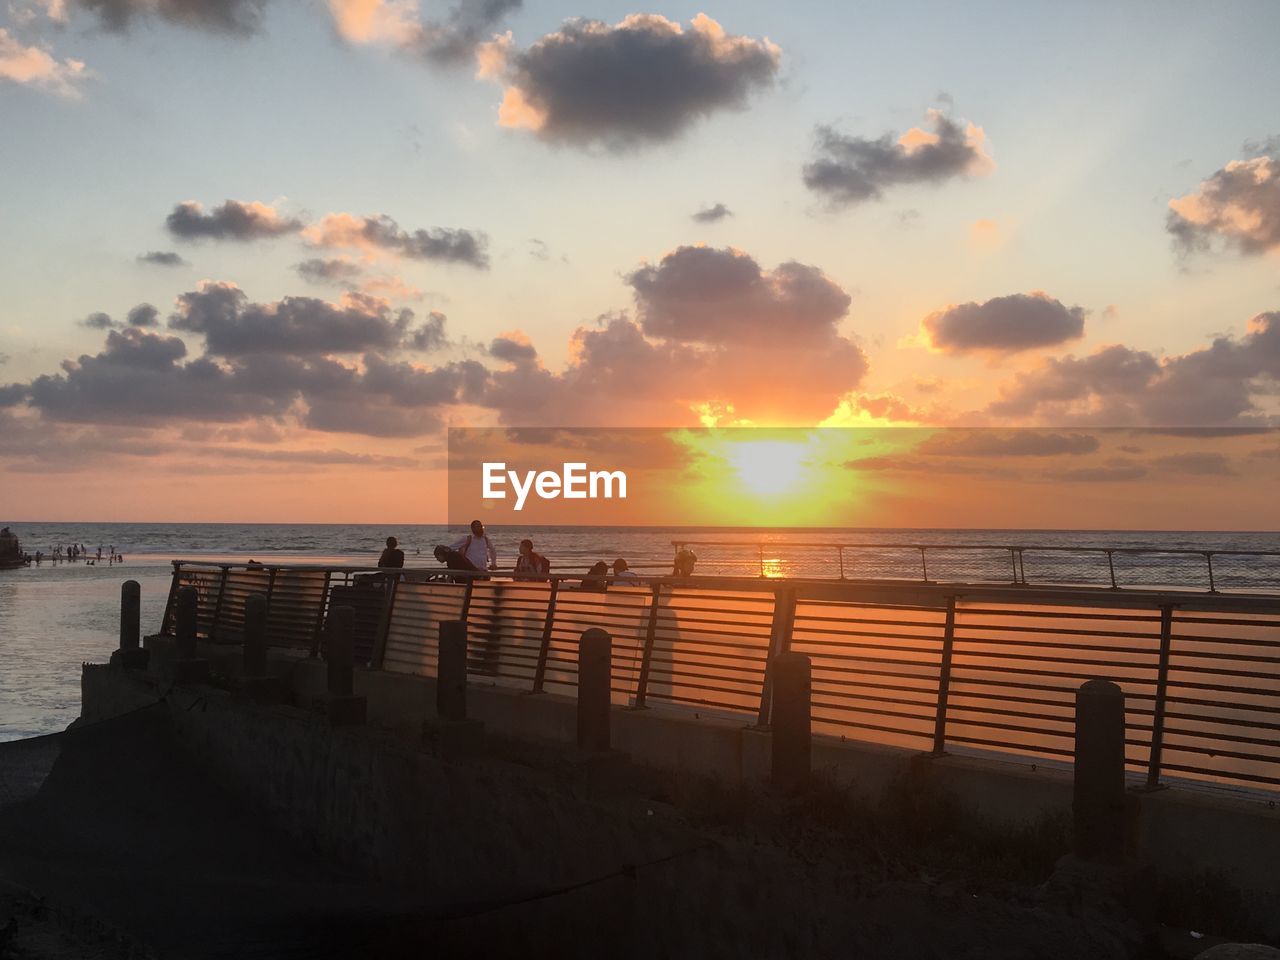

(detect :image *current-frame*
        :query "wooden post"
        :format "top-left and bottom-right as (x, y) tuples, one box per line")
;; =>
(770, 652), (812, 791)
(1074, 679), (1127, 862)
(577, 628), (612, 753)
(438, 620), (468, 721)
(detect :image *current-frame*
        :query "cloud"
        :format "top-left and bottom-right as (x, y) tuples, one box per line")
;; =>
(803, 108), (993, 207)
(921, 292), (1086, 354)
(137, 250), (188, 267)
(166, 200), (302, 242)
(987, 312), (1280, 426)
(626, 245), (853, 347)
(294, 257), (364, 285)
(481, 245), (870, 426)
(1152, 451), (1236, 476)
(168, 281), (412, 356)
(918, 431), (1100, 457)
(72, 0), (268, 34)
(126, 303), (159, 327)
(8, 320), (481, 437)
(305, 213), (489, 267)
(407, 310), (448, 351)
(328, 0), (521, 65)
(1167, 144), (1280, 256)
(81, 311), (116, 329)
(691, 202), (732, 223)
(0, 27), (88, 98)
(1055, 461), (1148, 483)
(0, 353), (9, 366)
(479, 13), (780, 149)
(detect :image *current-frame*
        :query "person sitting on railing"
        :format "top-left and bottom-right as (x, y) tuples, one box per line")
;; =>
(513, 539), (550, 580)
(580, 561), (609, 592)
(612, 558), (643, 585)
(433, 544), (479, 582)
(452, 519), (497, 573)
(378, 536), (405, 569)
(671, 548), (697, 577)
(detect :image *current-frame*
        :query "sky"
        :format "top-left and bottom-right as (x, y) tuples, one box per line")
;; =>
(1, 0), (1279, 523)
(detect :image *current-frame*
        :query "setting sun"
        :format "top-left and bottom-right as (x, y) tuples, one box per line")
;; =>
(725, 440), (812, 497)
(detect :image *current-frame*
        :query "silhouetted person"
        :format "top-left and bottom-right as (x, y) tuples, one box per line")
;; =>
(452, 519), (497, 572)
(434, 545), (478, 582)
(581, 561), (609, 592)
(514, 538), (550, 580)
(378, 536), (405, 569)
(613, 558), (642, 583)
(672, 548), (697, 577)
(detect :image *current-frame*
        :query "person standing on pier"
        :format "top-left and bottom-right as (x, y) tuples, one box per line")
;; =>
(452, 520), (497, 573)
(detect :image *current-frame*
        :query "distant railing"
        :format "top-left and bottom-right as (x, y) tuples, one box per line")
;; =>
(670, 539), (1280, 593)
(157, 560), (1280, 794)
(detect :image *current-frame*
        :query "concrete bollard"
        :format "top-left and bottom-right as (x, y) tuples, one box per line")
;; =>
(577, 628), (612, 753)
(243, 592), (268, 677)
(437, 620), (468, 721)
(326, 605), (355, 697)
(172, 585), (209, 683)
(120, 580), (140, 650)
(316, 605), (365, 725)
(770, 652), (812, 791)
(1074, 678), (1127, 862)
(110, 580), (149, 669)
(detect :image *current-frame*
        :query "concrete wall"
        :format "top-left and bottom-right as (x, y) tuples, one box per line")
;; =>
(132, 633), (1280, 918)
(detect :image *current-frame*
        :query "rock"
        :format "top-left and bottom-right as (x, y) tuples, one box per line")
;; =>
(1196, 945), (1280, 960)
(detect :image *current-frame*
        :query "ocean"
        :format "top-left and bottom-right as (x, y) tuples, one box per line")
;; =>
(2, 522), (1279, 742)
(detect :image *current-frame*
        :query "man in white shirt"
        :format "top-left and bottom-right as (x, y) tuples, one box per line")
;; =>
(612, 558), (643, 584)
(453, 519), (497, 572)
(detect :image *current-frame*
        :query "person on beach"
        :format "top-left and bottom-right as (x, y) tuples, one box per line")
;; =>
(612, 558), (642, 584)
(378, 536), (405, 569)
(452, 520), (497, 573)
(513, 539), (550, 580)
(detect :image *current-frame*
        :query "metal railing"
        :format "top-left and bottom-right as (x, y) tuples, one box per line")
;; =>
(670, 539), (1280, 592)
(158, 560), (1280, 793)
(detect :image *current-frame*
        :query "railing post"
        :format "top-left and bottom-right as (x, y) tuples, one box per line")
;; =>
(243, 592), (268, 677)
(1205, 552), (1217, 593)
(632, 582), (662, 708)
(176, 585), (198, 660)
(930, 596), (957, 756)
(437, 620), (468, 721)
(1106, 550), (1118, 589)
(756, 587), (797, 727)
(1074, 679), (1127, 863)
(919, 547), (929, 583)
(309, 571), (331, 659)
(209, 566), (229, 642)
(770, 652), (812, 792)
(161, 562), (181, 635)
(577, 628), (612, 753)
(1144, 604), (1174, 790)
(369, 574), (398, 669)
(531, 579), (558, 693)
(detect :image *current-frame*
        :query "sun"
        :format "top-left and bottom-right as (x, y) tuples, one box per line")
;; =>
(725, 439), (811, 497)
